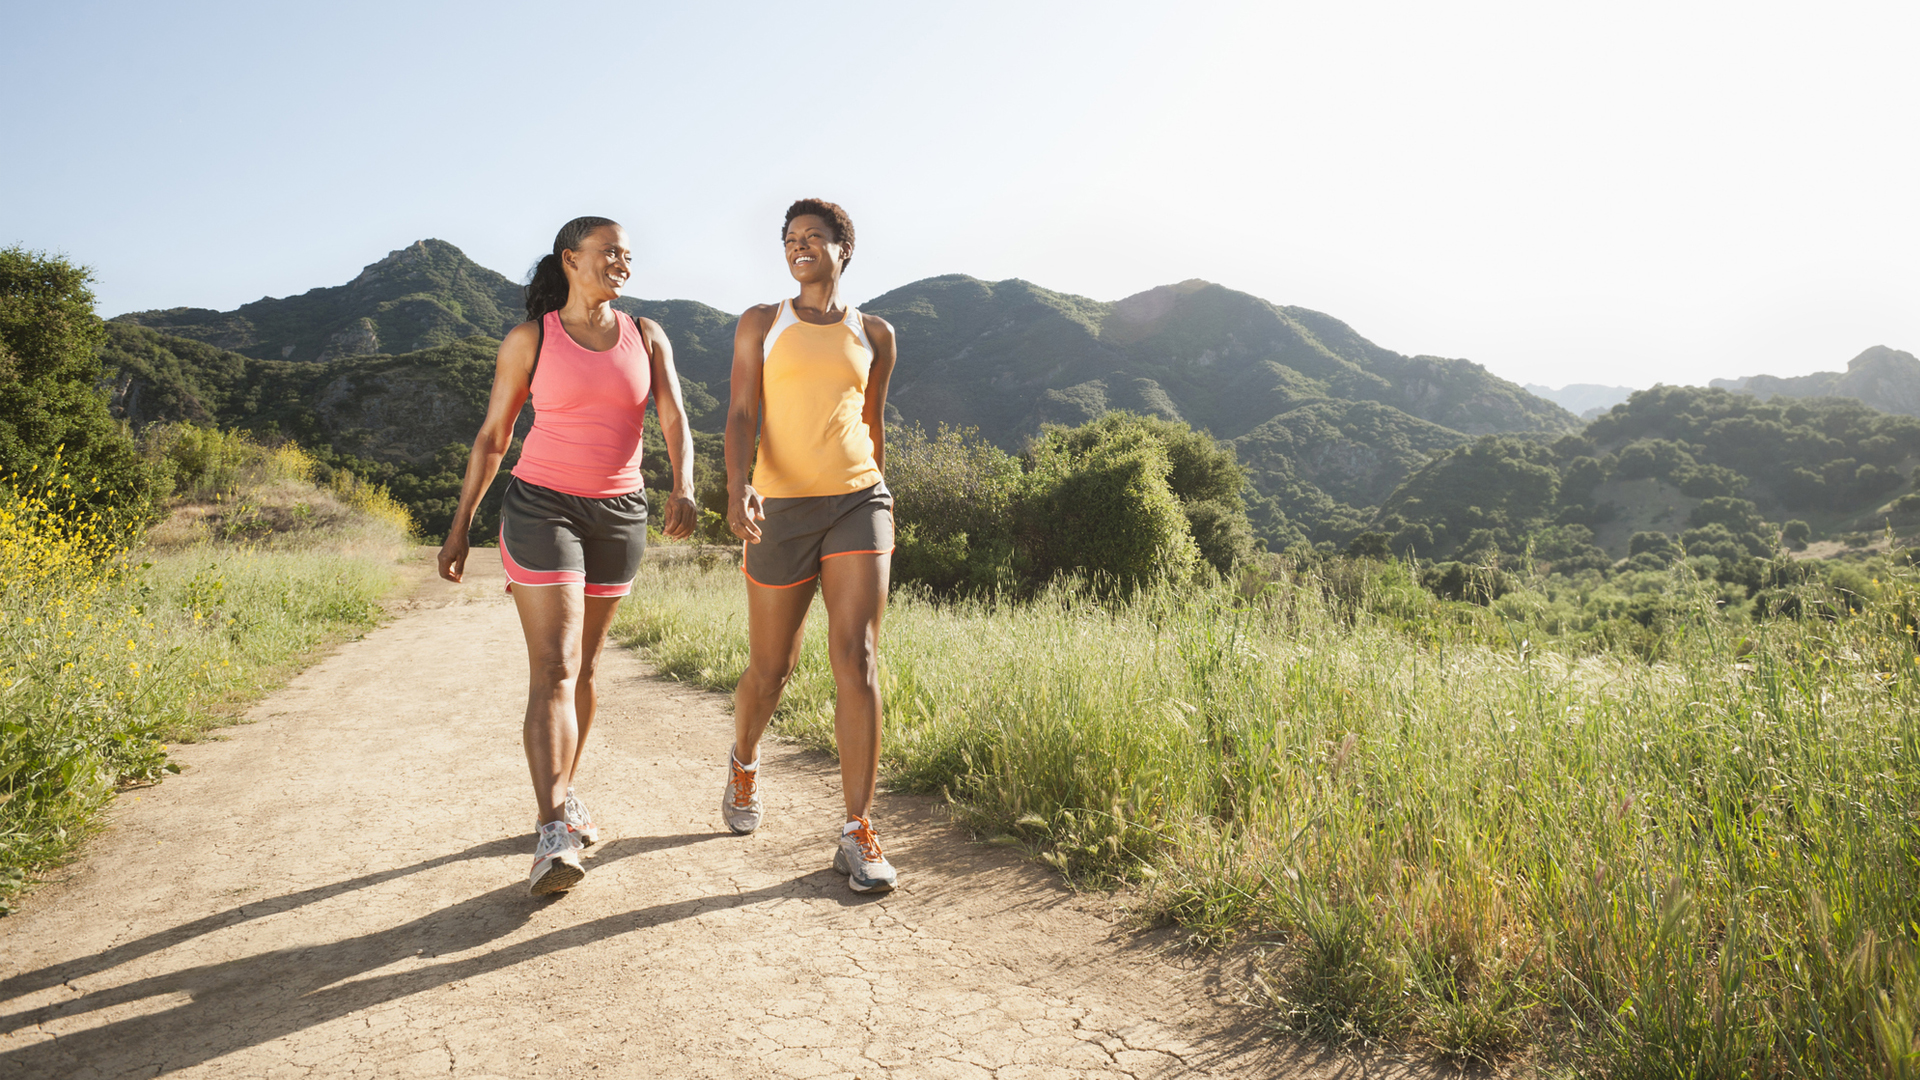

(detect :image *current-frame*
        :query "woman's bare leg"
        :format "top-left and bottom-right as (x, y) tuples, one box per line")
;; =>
(512, 583), (584, 824)
(819, 552), (889, 821)
(733, 578), (816, 764)
(569, 594), (624, 780)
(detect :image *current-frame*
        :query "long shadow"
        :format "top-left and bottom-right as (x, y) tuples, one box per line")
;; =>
(0, 830), (765, 1076)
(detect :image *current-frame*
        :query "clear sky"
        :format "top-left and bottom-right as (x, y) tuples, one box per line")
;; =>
(3, 0), (1914, 390)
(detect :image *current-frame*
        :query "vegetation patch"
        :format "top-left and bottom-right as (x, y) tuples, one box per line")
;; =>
(0, 439), (409, 913)
(615, 554), (1919, 1076)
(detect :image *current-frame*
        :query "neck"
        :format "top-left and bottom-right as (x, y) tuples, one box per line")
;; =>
(561, 292), (617, 322)
(794, 276), (844, 314)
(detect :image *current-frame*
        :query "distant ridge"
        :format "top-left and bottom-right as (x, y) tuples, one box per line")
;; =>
(1525, 382), (1636, 418)
(1711, 346), (1920, 418)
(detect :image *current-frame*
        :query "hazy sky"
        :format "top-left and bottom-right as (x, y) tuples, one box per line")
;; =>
(4, 1), (1914, 390)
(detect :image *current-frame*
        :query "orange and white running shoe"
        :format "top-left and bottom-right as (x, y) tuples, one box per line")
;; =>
(833, 816), (898, 893)
(528, 820), (584, 896)
(721, 752), (762, 835)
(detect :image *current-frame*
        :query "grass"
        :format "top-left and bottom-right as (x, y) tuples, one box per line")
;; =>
(614, 558), (1920, 1077)
(0, 436), (412, 913)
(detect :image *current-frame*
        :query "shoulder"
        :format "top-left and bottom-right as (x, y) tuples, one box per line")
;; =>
(860, 312), (896, 347)
(733, 299), (787, 342)
(627, 312), (664, 338)
(736, 302), (782, 334)
(502, 319), (543, 357)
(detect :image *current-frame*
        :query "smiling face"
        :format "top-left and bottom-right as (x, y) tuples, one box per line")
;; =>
(562, 224), (632, 300)
(783, 214), (844, 285)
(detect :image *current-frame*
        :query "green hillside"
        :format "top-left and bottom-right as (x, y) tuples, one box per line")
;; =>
(865, 275), (1577, 544)
(1371, 385), (1920, 580)
(114, 240), (527, 362)
(101, 242), (1589, 550)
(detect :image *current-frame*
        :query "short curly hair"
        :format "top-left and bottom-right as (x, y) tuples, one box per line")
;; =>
(782, 198), (855, 269)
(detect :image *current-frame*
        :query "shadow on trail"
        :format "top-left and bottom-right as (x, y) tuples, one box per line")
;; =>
(0, 829), (807, 1076)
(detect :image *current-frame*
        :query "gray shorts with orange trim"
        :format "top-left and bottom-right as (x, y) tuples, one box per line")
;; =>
(743, 481), (894, 589)
(499, 476), (647, 597)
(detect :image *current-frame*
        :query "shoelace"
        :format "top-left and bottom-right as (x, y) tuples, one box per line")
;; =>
(846, 816), (885, 863)
(563, 791), (591, 826)
(730, 758), (757, 809)
(534, 821), (575, 859)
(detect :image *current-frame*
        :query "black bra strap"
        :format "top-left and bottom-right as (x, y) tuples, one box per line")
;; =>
(528, 314), (544, 397)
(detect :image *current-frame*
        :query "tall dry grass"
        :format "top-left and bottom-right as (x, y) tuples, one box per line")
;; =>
(615, 559), (1919, 1076)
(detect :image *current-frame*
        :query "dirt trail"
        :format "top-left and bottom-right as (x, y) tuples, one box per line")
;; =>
(0, 554), (1377, 1079)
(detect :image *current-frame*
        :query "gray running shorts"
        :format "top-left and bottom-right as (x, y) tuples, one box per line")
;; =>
(499, 476), (647, 597)
(743, 481), (894, 589)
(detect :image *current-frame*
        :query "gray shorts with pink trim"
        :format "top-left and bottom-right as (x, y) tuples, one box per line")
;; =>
(499, 476), (647, 597)
(743, 481), (894, 589)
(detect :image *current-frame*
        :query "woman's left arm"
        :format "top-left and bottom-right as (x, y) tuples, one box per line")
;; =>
(641, 317), (698, 540)
(862, 315), (897, 475)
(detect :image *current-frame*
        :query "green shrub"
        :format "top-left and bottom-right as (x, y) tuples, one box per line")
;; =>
(0, 248), (156, 519)
(1024, 424), (1199, 593)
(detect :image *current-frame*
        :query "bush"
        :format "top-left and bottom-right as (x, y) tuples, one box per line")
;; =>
(889, 415), (1249, 596)
(1039, 412), (1254, 574)
(1419, 561), (1511, 604)
(1025, 425), (1199, 593)
(886, 424), (1024, 594)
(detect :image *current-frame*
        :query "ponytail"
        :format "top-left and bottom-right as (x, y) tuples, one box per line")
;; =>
(523, 215), (621, 322)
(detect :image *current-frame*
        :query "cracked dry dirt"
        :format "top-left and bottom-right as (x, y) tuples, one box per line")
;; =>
(0, 555), (1385, 1079)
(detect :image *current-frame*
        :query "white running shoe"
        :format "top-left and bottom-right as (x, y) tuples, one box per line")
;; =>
(832, 816), (898, 893)
(721, 752), (762, 835)
(528, 820), (584, 896)
(563, 787), (599, 846)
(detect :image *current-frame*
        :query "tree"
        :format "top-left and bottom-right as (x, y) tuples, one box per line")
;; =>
(0, 247), (153, 513)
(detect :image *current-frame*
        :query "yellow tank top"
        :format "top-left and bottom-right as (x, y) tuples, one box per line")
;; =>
(752, 298), (884, 498)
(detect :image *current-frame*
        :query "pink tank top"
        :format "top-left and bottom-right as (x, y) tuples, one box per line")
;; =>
(512, 310), (652, 497)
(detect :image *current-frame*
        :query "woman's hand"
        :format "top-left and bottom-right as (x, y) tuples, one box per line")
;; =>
(661, 491), (698, 541)
(728, 486), (765, 544)
(437, 533), (470, 583)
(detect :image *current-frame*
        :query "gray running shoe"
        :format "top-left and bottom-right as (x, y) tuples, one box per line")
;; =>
(563, 787), (599, 846)
(722, 752), (762, 835)
(528, 820), (584, 896)
(832, 816), (898, 893)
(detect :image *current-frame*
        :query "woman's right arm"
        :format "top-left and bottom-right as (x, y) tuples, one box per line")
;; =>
(437, 321), (539, 582)
(724, 305), (777, 543)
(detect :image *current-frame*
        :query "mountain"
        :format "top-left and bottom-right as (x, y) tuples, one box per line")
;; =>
(1525, 382), (1636, 418)
(114, 240), (530, 363)
(1711, 346), (1920, 418)
(102, 242), (1582, 548)
(864, 275), (1578, 542)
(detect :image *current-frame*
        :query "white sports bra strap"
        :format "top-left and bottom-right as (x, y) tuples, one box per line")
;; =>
(762, 299), (801, 360)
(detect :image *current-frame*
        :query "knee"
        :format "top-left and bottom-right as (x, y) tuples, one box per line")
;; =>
(829, 634), (879, 688)
(529, 652), (579, 691)
(741, 657), (797, 698)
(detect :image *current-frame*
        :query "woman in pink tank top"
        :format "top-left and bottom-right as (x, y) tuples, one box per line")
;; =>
(435, 216), (699, 896)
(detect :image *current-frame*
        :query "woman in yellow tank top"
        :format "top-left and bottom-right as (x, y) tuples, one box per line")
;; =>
(722, 199), (901, 892)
